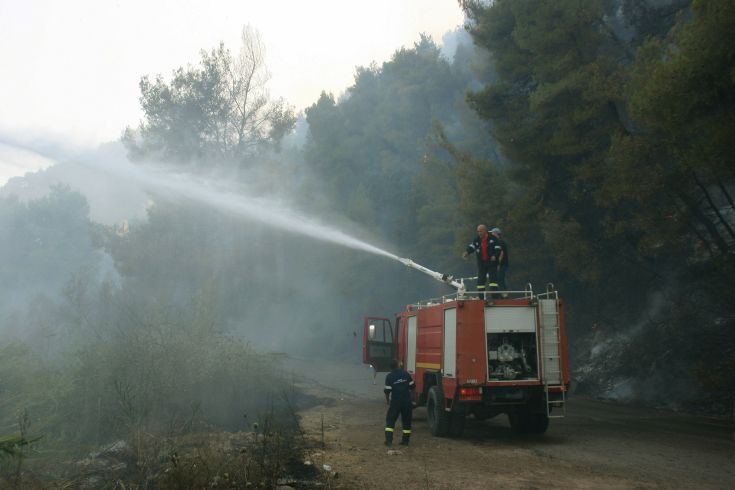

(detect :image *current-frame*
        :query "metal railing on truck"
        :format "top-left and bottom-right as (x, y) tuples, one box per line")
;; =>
(409, 280), (535, 309)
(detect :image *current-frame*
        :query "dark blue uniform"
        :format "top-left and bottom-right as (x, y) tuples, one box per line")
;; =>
(496, 236), (509, 292)
(465, 234), (501, 299)
(384, 368), (415, 445)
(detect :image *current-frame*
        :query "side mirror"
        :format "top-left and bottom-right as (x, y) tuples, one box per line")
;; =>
(368, 324), (376, 340)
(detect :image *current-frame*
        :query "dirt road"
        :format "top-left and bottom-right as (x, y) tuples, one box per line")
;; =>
(286, 357), (735, 489)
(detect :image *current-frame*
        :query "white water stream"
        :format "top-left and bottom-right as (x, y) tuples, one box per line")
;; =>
(93, 158), (402, 262)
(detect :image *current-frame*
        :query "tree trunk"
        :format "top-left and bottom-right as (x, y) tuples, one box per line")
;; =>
(718, 182), (735, 210)
(675, 188), (729, 254)
(692, 172), (735, 241)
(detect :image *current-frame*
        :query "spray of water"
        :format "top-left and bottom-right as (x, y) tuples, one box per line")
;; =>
(90, 158), (402, 262)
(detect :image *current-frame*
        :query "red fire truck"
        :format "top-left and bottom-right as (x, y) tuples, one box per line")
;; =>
(363, 259), (569, 437)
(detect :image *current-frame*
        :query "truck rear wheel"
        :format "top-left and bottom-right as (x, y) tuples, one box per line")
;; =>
(527, 413), (549, 434)
(427, 386), (450, 437)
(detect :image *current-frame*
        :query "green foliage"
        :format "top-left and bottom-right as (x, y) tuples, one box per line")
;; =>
(0, 288), (294, 442)
(604, 0), (735, 256)
(413, 121), (508, 273)
(4, 14), (735, 490)
(124, 26), (296, 165)
(0, 434), (30, 461)
(75, 295), (289, 438)
(304, 35), (473, 246)
(0, 186), (97, 300)
(300, 33), (510, 314)
(0, 192), (311, 485)
(461, 0), (735, 408)
(461, 0), (645, 324)
(460, 0), (734, 290)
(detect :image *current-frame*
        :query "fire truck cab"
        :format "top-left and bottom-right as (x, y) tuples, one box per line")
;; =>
(363, 285), (569, 437)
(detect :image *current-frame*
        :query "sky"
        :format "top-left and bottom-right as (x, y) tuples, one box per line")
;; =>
(0, 0), (465, 185)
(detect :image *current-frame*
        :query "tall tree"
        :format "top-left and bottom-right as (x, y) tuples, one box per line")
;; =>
(604, 0), (735, 258)
(124, 26), (296, 165)
(304, 35), (476, 247)
(463, 0), (635, 285)
(461, 0), (735, 409)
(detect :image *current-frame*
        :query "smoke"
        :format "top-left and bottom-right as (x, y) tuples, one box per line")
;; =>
(79, 154), (400, 262)
(1, 137), (441, 364)
(575, 286), (707, 410)
(0, 141), (150, 223)
(439, 26), (472, 62)
(0, 141), (56, 186)
(1, 136), (403, 259)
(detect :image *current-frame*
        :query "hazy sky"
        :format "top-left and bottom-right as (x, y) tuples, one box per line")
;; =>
(0, 0), (465, 184)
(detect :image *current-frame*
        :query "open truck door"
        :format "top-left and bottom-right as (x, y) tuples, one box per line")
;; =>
(362, 317), (396, 372)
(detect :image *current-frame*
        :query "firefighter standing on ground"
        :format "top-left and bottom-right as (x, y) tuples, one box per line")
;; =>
(463, 224), (501, 299)
(384, 359), (415, 446)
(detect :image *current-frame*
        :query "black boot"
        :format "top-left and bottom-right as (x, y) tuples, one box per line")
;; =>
(400, 429), (411, 445)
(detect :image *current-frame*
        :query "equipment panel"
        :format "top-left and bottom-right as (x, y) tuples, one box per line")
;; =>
(484, 306), (536, 333)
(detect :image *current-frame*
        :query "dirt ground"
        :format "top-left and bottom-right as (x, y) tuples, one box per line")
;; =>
(287, 357), (735, 490)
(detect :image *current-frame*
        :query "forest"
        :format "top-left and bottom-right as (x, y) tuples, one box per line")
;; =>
(1, 0), (733, 487)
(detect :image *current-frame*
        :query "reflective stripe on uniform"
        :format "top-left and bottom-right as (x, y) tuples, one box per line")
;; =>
(409, 380), (415, 386)
(384, 385), (392, 390)
(402, 429), (411, 434)
(488, 283), (498, 287)
(477, 285), (486, 289)
(385, 428), (394, 432)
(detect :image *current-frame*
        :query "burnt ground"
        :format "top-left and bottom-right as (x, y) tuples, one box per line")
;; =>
(287, 357), (735, 490)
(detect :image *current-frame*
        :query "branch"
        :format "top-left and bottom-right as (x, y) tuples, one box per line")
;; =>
(692, 170), (735, 241)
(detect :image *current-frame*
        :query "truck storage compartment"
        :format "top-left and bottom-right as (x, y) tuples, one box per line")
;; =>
(487, 332), (538, 380)
(484, 306), (539, 381)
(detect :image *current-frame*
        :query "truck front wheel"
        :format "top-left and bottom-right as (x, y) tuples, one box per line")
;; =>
(427, 386), (450, 437)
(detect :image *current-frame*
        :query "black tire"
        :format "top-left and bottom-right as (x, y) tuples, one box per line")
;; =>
(427, 386), (450, 437)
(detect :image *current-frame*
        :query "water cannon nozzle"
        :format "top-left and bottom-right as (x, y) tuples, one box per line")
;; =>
(397, 256), (463, 292)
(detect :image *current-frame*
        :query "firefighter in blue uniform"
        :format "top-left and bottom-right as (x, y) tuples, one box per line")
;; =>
(490, 227), (509, 294)
(463, 224), (501, 300)
(384, 359), (415, 446)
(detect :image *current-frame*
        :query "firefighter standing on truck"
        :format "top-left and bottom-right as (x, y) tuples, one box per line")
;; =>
(490, 227), (509, 294)
(384, 359), (415, 446)
(463, 224), (501, 300)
